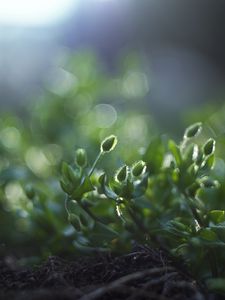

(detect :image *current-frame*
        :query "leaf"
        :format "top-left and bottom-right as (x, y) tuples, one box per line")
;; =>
(61, 162), (70, 179)
(72, 176), (95, 199)
(168, 139), (181, 165)
(208, 210), (225, 224)
(199, 228), (218, 241)
(67, 166), (80, 186)
(60, 180), (71, 194)
(143, 136), (165, 173)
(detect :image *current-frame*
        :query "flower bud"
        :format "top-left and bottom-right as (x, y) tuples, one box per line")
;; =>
(203, 138), (215, 156)
(75, 148), (87, 168)
(184, 122), (202, 139)
(100, 135), (117, 153)
(131, 160), (146, 177)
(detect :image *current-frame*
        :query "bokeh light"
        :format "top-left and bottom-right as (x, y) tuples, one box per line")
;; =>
(0, 0), (76, 26)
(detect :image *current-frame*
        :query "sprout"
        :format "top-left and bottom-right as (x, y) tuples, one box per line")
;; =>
(131, 160), (146, 177)
(115, 165), (128, 182)
(100, 135), (117, 153)
(75, 148), (87, 168)
(184, 122), (202, 139)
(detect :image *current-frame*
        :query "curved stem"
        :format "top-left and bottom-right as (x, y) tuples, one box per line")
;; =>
(88, 151), (102, 177)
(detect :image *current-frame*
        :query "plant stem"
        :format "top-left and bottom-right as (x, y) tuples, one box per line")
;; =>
(88, 151), (102, 177)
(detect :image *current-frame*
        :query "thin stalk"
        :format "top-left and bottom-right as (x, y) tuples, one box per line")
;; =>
(88, 151), (102, 177)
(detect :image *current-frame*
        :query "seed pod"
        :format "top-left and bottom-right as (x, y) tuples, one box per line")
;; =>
(184, 122), (202, 139)
(75, 148), (87, 168)
(203, 138), (216, 156)
(100, 135), (117, 153)
(131, 160), (146, 177)
(115, 165), (128, 182)
(68, 214), (81, 231)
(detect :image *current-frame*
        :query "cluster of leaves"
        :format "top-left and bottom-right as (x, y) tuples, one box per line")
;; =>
(60, 123), (225, 294)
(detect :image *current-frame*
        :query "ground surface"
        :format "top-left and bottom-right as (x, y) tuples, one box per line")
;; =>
(0, 246), (218, 300)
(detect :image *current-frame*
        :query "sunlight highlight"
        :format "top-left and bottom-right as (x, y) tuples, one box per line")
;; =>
(0, 0), (76, 26)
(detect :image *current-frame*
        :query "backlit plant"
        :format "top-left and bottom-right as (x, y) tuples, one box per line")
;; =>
(60, 123), (225, 295)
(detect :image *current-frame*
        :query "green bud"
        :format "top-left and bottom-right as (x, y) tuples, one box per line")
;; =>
(131, 160), (146, 177)
(25, 185), (35, 199)
(203, 138), (216, 156)
(184, 122), (202, 139)
(75, 148), (87, 168)
(68, 214), (81, 231)
(100, 135), (117, 153)
(115, 165), (128, 182)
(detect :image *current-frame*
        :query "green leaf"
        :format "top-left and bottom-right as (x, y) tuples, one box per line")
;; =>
(60, 180), (73, 194)
(199, 228), (218, 241)
(72, 176), (95, 199)
(208, 210), (225, 224)
(143, 136), (165, 173)
(168, 139), (181, 165)
(61, 161), (70, 179)
(67, 166), (80, 186)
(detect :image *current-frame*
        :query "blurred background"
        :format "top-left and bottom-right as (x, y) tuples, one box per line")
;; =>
(2, 0), (225, 260)
(1, 0), (225, 130)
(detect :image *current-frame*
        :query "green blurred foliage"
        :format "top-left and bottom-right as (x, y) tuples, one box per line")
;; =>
(0, 51), (156, 259)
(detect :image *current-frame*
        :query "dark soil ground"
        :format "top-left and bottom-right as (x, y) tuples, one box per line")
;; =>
(0, 245), (220, 300)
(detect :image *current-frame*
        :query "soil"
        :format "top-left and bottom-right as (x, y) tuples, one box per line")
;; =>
(0, 245), (219, 300)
